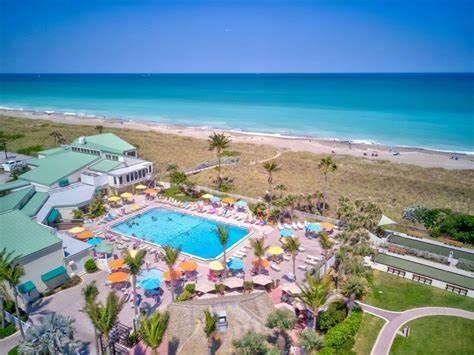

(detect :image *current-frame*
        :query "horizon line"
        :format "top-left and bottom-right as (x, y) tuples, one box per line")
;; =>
(1, 71), (473, 75)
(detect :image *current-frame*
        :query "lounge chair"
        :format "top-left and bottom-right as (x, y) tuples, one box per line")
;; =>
(284, 223), (292, 229)
(277, 222), (284, 230)
(307, 255), (321, 261)
(304, 259), (318, 266)
(298, 246), (306, 252)
(283, 254), (291, 261)
(270, 263), (281, 272)
(292, 222), (298, 229)
(297, 221), (305, 229)
(298, 265), (308, 271)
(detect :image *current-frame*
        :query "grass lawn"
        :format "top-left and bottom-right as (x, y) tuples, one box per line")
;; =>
(390, 316), (474, 355)
(353, 312), (385, 355)
(1, 115), (474, 218)
(366, 271), (474, 312)
(8, 346), (18, 355)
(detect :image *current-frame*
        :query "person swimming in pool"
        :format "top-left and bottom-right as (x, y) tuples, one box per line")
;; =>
(167, 217), (173, 222)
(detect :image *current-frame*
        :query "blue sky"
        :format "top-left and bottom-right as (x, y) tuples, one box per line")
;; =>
(0, 0), (472, 73)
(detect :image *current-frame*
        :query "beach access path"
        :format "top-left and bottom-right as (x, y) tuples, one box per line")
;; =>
(359, 302), (474, 355)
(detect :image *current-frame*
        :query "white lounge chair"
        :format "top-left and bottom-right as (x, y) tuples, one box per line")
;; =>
(304, 259), (318, 266)
(292, 222), (298, 229)
(298, 246), (306, 252)
(298, 265), (308, 271)
(270, 263), (281, 272)
(283, 254), (291, 261)
(284, 223), (293, 229)
(297, 221), (305, 229)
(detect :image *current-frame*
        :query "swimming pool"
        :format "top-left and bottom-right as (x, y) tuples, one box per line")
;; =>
(111, 208), (249, 260)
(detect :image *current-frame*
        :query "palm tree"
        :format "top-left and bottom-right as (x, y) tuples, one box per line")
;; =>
(83, 291), (124, 354)
(19, 313), (83, 354)
(250, 237), (268, 274)
(203, 309), (218, 355)
(0, 251), (26, 339)
(297, 273), (331, 329)
(319, 232), (333, 260)
(0, 249), (13, 329)
(0, 131), (24, 159)
(216, 225), (229, 277)
(49, 131), (66, 145)
(275, 184), (287, 199)
(95, 125), (104, 134)
(138, 312), (169, 355)
(162, 246), (180, 301)
(341, 276), (368, 316)
(283, 195), (298, 220)
(266, 309), (296, 352)
(284, 237), (300, 280)
(123, 249), (146, 332)
(318, 156), (337, 214)
(208, 132), (231, 188)
(262, 161), (280, 209)
(81, 282), (100, 353)
(298, 328), (323, 355)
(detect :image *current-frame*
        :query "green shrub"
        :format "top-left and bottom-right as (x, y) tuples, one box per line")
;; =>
(318, 300), (347, 332)
(84, 258), (98, 273)
(3, 301), (27, 321)
(176, 290), (193, 302)
(87, 198), (107, 218)
(17, 145), (44, 155)
(72, 209), (84, 220)
(322, 310), (362, 352)
(8, 345), (18, 355)
(184, 283), (196, 293)
(0, 324), (16, 339)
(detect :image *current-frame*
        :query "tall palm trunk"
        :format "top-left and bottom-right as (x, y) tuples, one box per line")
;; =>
(268, 173), (273, 209)
(322, 174), (328, 214)
(312, 307), (319, 330)
(13, 290), (25, 339)
(0, 296), (5, 328)
(131, 275), (138, 332)
(94, 330), (101, 355)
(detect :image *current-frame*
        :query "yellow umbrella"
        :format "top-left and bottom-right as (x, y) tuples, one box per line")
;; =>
(130, 204), (140, 211)
(201, 193), (214, 199)
(222, 197), (235, 204)
(209, 261), (224, 271)
(108, 196), (121, 203)
(120, 192), (133, 199)
(144, 188), (156, 195)
(68, 226), (85, 234)
(268, 246), (284, 256)
(129, 249), (139, 258)
(135, 184), (147, 190)
(320, 222), (335, 231)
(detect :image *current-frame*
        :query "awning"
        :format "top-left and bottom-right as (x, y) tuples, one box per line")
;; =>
(18, 280), (36, 294)
(41, 266), (67, 282)
(46, 208), (60, 223)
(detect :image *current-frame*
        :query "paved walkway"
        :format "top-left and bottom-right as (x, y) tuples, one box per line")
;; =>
(359, 302), (474, 355)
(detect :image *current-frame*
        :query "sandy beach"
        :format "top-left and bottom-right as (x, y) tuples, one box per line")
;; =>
(1, 108), (473, 170)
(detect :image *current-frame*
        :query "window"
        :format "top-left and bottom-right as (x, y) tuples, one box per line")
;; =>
(387, 267), (405, 277)
(134, 171), (138, 180)
(148, 165), (151, 173)
(113, 176), (117, 185)
(126, 174), (130, 183)
(119, 176), (123, 185)
(412, 274), (432, 285)
(445, 284), (468, 296)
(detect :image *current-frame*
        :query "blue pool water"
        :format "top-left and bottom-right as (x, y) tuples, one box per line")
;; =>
(111, 208), (249, 260)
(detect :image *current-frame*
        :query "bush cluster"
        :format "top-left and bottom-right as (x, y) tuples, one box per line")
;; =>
(318, 300), (347, 332)
(0, 324), (16, 339)
(84, 258), (98, 273)
(321, 310), (362, 353)
(176, 283), (196, 302)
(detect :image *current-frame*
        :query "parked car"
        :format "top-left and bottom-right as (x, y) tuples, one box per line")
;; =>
(2, 159), (26, 172)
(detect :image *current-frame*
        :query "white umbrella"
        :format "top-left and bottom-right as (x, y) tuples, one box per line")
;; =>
(252, 274), (273, 286)
(223, 277), (244, 289)
(195, 281), (215, 294)
(281, 283), (302, 295)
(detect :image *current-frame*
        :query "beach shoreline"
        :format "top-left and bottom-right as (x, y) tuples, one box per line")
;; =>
(1, 107), (473, 170)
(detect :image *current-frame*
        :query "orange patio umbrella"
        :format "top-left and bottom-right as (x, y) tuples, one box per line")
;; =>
(252, 258), (270, 269)
(108, 258), (125, 270)
(164, 270), (182, 281)
(107, 271), (129, 284)
(76, 230), (94, 240)
(144, 188), (157, 195)
(179, 260), (198, 272)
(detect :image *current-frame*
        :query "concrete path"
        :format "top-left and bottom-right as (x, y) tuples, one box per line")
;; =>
(359, 302), (474, 355)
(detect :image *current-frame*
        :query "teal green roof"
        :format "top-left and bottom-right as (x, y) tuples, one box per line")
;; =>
(0, 187), (34, 213)
(375, 253), (474, 290)
(41, 266), (67, 282)
(72, 133), (135, 155)
(18, 281), (36, 294)
(89, 159), (122, 173)
(19, 151), (100, 186)
(0, 210), (61, 258)
(20, 192), (49, 217)
(38, 147), (67, 156)
(0, 180), (30, 193)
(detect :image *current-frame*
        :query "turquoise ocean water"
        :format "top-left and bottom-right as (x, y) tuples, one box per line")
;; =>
(0, 74), (472, 153)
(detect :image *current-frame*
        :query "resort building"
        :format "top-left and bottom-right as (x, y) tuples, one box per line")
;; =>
(0, 210), (69, 305)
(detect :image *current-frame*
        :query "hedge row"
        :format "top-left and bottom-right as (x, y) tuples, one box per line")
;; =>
(321, 309), (363, 353)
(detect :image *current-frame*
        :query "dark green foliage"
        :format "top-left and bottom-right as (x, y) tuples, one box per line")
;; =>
(3, 300), (27, 322)
(0, 324), (16, 339)
(8, 345), (18, 355)
(84, 259), (98, 273)
(16, 145), (44, 156)
(322, 310), (362, 352)
(318, 300), (347, 332)
(87, 198), (106, 218)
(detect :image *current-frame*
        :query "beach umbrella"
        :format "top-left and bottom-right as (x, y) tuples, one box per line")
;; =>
(209, 261), (224, 271)
(108, 196), (121, 203)
(128, 249), (139, 258)
(95, 242), (114, 254)
(130, 204), (140, 211)
(108, 258), (125, 270)
(120, 192), (133, 199)
(235, 200), (248, 208)
(252, 274), (273, 286)
(280, 229), (294, 237)
(76, 230), (94, 240)
(138, 268), (163, 282)
(179, 260), (198, 272)
(210, 196), (221, 203)
(252, 258), (270, 269)
(164, 270), (182, 281)
(281, 283), (302, 295)
(320, 222), (335, 231)
(68, 226), (85, 235)
(227, 258), (244, 271)
(195, 281), (215, 294)
(306, 223), (322, 232)
(201, 193), (214, 199)
(135, 184), (147, 190)
(222, 197), (235, 204)
(138, 278), (161, 290)
(87, 237), (103, 246)
(144, 188), (157, 195)
(107, 272), (129, 284)
(223, 277), (244, 289)
(268, 246), (284, 256)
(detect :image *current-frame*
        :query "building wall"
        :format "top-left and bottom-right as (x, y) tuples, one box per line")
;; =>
(65, 248), (92, 275)
(81, 172), (108, 187)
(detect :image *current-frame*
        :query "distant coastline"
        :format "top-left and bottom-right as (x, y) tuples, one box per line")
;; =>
(1, 107), (473, 170)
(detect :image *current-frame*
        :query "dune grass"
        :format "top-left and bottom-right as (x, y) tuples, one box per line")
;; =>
(390, 316), (474, 355)
(366, 271), (474, 312)
(1, 115), (473, 219)
(353, 312), (385, 355)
